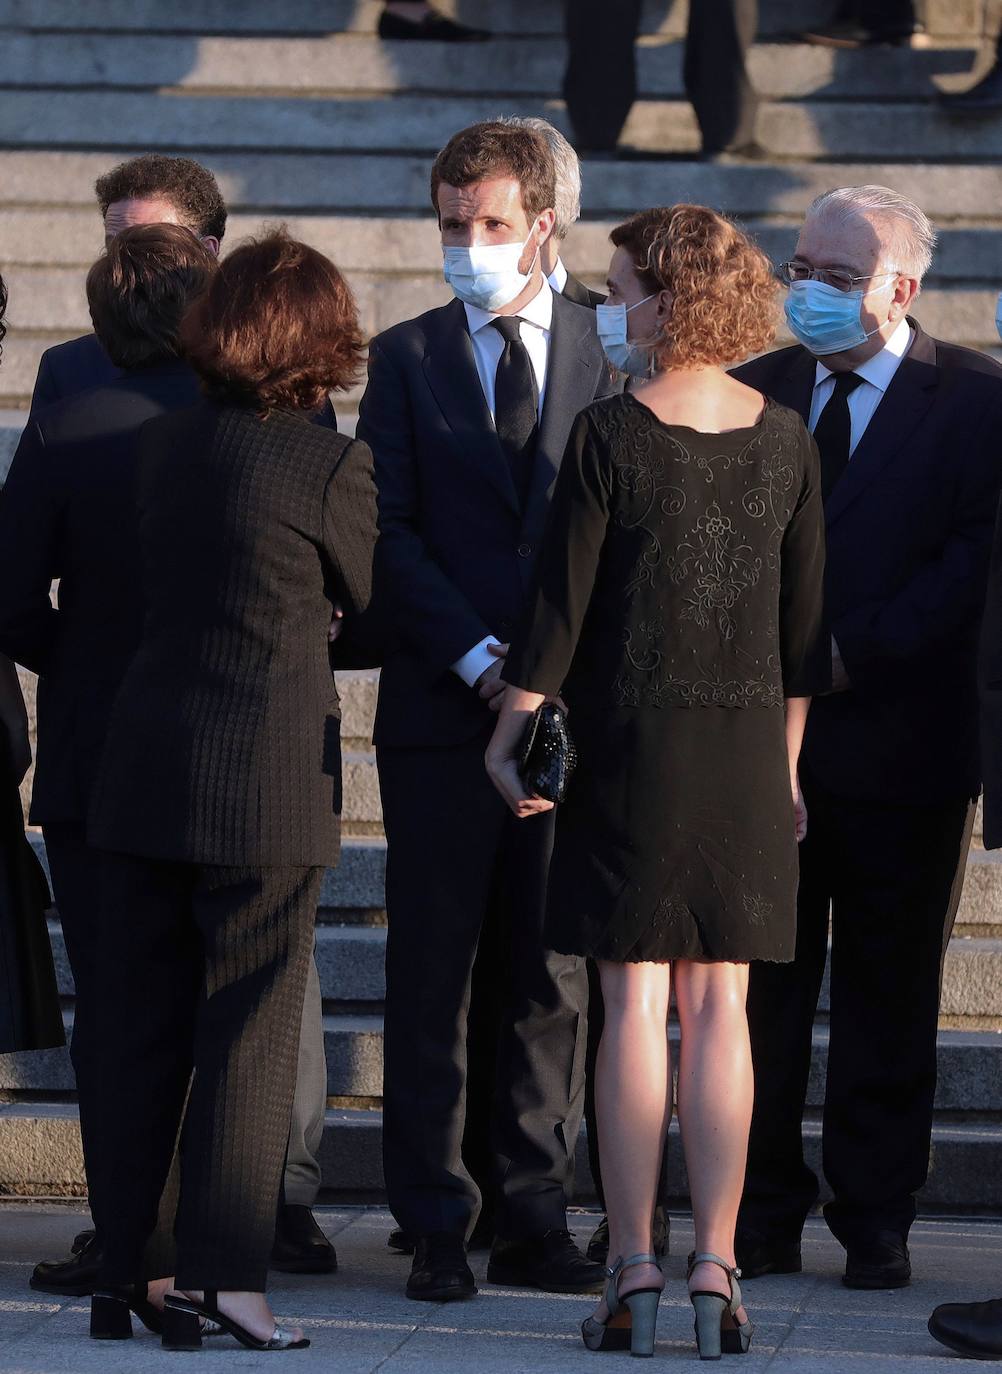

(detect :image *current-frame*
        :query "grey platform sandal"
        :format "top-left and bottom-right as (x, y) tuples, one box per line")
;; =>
(581, 1251), (663, 1359)
(687, 1252), (754, 1360)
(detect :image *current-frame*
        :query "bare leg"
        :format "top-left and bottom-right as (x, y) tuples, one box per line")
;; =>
(675, 959), (752, 1320)
(589, 959), (671, 1318)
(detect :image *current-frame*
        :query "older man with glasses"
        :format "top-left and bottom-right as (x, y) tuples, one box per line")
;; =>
(731, 186), (1002, 1290)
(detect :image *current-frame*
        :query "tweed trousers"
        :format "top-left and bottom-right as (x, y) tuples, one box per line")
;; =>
(93, 852), (322, 1292)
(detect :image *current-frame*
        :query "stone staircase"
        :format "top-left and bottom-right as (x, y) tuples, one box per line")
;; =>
(4, 0), (1002, 1206)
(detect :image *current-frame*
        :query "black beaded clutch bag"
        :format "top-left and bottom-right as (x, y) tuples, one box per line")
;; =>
(518, 703), (577, 804)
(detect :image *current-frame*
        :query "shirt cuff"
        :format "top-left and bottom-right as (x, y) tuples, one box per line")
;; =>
(452, 636), (503, 688)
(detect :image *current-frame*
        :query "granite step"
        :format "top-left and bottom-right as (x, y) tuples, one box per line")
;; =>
(2, 90), (1000, 162)
(3, 1101), (1001, 1208)
(5, 153), (1002, 219)
(2, 0), (975, 41)
(0, 33), (984, 101)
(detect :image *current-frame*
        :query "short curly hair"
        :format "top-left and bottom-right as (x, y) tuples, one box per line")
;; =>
(610, 206), (778, 370)
(180, 229), (365, 414)
(95, 154), (227, 242)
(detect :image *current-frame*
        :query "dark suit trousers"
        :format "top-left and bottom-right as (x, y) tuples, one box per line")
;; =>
(563, 0), (641, 151)
(684, 0), (759, 153)
(740, 769), (974, 1244)
(378, 735), (588, 1240)
(93, 853), (321, 1291)
(42, 822), (327, 1235)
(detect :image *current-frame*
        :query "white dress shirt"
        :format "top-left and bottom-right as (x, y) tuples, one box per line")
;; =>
(547, 258), (569, 295)
(452, 279), (555, 688)
(808, 316), (913, 453)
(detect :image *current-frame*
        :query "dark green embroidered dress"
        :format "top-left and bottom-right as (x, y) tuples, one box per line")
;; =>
(504, 392), (827, 963)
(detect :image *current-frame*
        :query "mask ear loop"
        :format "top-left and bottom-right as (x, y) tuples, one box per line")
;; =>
(628, 289), (670, 376)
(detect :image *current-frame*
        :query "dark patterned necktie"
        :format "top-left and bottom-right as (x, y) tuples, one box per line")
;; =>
(812, 371), (864, 503)
(491, 315), (539, 507)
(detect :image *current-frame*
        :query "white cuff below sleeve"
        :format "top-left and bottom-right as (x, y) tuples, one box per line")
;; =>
(452, 636), (503, 688)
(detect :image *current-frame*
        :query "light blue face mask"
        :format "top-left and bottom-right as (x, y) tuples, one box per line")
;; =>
(784, 277), (895, 356)
(442, 229), (539, 312)
(995, 290), (1002, 343)
(595, 294), (657, 377)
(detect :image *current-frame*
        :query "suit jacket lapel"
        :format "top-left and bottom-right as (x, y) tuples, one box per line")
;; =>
(422, 298), (520, 516)
(770, 347), (815, 423)
(825, 320), (939, 528)
(523, 292), (603, 535)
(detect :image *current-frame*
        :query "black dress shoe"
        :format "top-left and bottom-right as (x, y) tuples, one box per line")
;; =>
(487, 1228), (606, 1293)
(377, 9), (490, 41)
(843, 1230), (911, 1289)
(735, 1230), (803, 1279)
(406, 1233), (477, 1302)
(390, 1211), (493, 1256)
(31, 1231), (103, 1296)
(929, 1297), (1002, 1359)
(388, 1227), (415, 1255)
(587, 1208), (670, 1265)
(270, 1204), (338, 1274)
(940, 62), (1002, 114)
(72, 1228), (96, 1255)
(801, 19), (919, 46)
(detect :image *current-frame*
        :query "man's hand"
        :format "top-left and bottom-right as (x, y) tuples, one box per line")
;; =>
(474, 641), (510, 712)
(830, 636), (850, 693)
(328, 603), (345, 643)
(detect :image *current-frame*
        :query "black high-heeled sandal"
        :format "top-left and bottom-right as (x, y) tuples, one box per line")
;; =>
(90, 1286), (165, 1339)
(687, 1252), (754, 1360)
(580, 1252), (663, 1358)
(162, 1291), (309, 1352)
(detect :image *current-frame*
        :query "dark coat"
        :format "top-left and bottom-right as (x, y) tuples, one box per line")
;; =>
(561, 270), (606, 310)
(27, 331), (340, 430)
(0, 362), (202, 824)
(735, 319), (1002, 806)
(89, 403), (380, 867)
(357, 289), (619, 749)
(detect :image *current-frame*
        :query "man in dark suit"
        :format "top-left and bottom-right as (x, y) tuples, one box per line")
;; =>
(563, 0), (759, 158)
(733, 186), (1002, 1290)
(27, 152), (337, 434)
(358, 120), (617, 1302)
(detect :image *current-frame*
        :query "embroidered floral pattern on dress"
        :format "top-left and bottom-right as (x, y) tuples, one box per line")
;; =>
(589, 396), (804, 709)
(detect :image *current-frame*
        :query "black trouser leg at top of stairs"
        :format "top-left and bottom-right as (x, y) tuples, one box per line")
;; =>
(739, 771), (975, 1246)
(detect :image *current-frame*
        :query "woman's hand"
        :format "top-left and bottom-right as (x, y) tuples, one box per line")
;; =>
(484, 682), (555, 818)
(792, 773), (808, 842)
(0, 658), (31, 786)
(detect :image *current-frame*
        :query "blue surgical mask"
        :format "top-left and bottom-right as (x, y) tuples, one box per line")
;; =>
(995, 290), (1002, 343)
(596, 294), (657, 377)
(442, 230), (539, 312)
(784, 278), (894, 356)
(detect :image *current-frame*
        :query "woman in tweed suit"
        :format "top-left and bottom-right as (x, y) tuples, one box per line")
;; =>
(87, 232), (380, 1352)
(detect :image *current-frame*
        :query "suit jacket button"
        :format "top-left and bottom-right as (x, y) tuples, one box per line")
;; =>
(517, 543), (532, 558)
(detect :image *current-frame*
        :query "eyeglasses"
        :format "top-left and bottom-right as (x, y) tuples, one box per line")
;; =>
(777, 262), (901, 293)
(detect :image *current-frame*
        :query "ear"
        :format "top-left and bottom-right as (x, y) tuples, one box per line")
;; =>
(655, 288), (674, 323)
(890, 273), (919, 319)
(534, 208), (557, 244)
(200, 236), (221, 258)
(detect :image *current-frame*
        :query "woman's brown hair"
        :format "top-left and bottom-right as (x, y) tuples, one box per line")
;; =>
(86, 224), (217, 370)
(181, 229), (366, 413)
(610, 205), (779, 370)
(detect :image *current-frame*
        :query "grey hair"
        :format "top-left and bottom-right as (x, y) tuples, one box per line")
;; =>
(806, 185), (936, 282)
(501, 116), (581, 238)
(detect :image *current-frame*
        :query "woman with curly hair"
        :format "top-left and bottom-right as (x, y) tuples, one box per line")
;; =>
(486, 205), (828, 1358)
(86, 231), (380, 1353)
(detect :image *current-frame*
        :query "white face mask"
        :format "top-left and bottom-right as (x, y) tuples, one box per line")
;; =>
(442, 229), (539, 312)
(595, 294), (657, 377)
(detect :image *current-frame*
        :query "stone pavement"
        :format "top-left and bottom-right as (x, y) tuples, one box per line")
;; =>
(1, 1204), (1000, 1370)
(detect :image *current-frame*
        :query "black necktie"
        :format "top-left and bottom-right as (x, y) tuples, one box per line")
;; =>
(491, 316), (539, 507)
(812, 371), (864, 503)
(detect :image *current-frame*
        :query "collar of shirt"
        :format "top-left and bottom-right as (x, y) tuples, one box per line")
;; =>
(547, 258), (569, 295)
(813, 315), (913, 396)
(463, 276), (554, 339)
